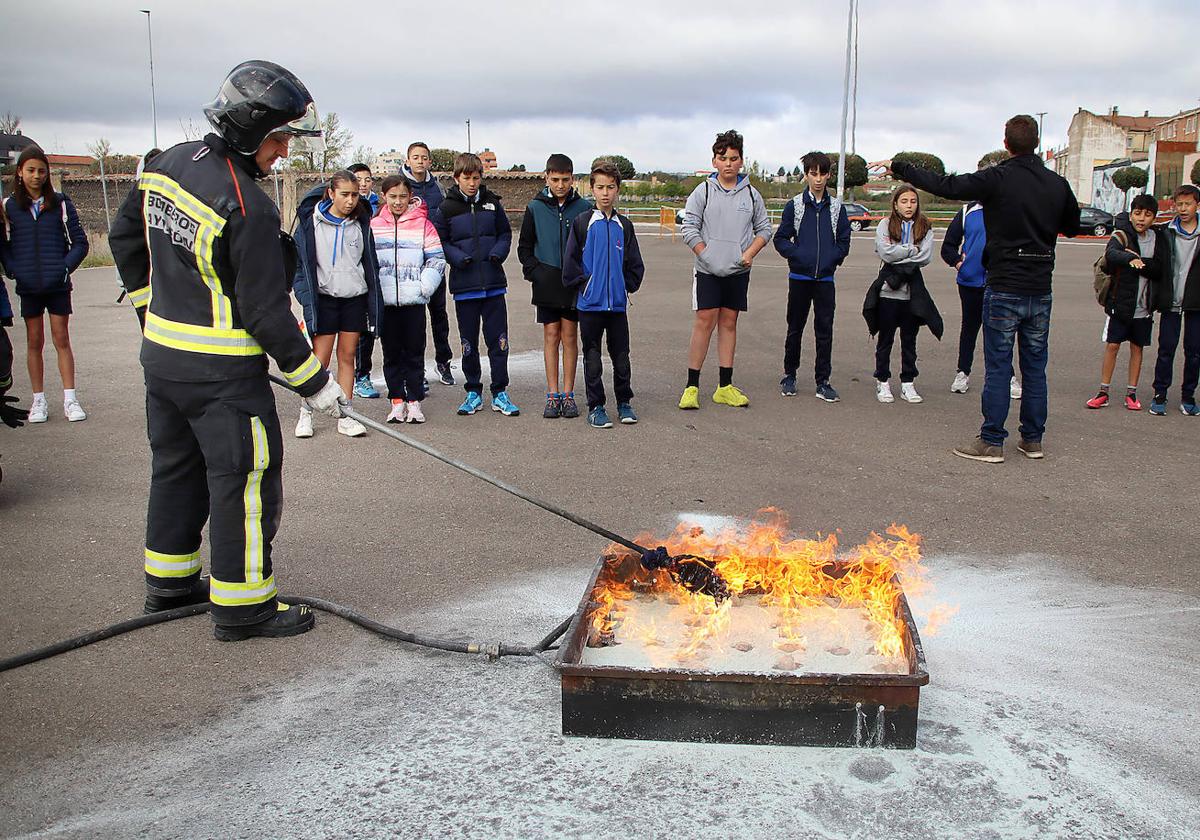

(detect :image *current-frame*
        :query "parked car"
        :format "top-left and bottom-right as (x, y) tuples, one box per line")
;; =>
(844, 202), (878, 232)
(1078, 206), (1115, 237)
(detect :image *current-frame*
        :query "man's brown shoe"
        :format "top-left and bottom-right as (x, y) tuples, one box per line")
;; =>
(1017, 439), (1044, 459)
(953, 437), (1004, 463)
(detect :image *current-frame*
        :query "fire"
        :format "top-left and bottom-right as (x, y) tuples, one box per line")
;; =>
(587, 512), (951, 670)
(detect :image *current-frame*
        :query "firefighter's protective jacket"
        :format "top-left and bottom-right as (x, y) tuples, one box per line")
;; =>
(110, 134), (327, 396)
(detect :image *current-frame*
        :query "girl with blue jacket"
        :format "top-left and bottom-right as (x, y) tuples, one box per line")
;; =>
(0, 146), (89, 423)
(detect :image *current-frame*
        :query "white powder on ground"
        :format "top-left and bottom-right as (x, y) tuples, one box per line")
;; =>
(3, 554), (1196, 839)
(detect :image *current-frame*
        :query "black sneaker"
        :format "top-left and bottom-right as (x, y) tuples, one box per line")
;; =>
(815, 382), (840, 402)
(780, 374), (797, 396)
(144, 576), (210, 614)
(543, 392), (562, 418)
(213, 602), (315, 642)
(560, 392), (580, 419)
(436, 362), (454, 386)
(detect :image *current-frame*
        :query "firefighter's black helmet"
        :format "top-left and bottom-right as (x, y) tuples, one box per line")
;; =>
(203, 60), (323, 156)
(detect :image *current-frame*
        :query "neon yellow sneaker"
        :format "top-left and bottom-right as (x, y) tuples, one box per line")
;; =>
(712, 384), (750, 407)
(678, 386), (701, 410)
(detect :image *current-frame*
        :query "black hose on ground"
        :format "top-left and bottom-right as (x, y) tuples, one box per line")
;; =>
(0, 602), (210, 673)
(0, 598), (575, 673)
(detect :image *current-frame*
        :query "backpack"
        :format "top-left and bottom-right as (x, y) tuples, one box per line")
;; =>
(1093, 229), (1129, 307)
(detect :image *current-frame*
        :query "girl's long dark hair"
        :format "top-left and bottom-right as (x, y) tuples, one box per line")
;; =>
(886, 183), (930, 244)
(10, 146), (58, 212)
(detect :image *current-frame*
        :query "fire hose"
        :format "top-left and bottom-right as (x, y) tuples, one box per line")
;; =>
(279, 375), (730, 603)
(0, 373), (724, 674)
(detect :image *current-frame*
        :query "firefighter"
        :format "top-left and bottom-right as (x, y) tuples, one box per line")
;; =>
(109, 60), (344, 641)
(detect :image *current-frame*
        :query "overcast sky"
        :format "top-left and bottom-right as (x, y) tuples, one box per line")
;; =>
(3, 0), (1198, 174)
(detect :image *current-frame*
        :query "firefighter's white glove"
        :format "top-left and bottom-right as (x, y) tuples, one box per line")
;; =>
(306, 378), (347, 418)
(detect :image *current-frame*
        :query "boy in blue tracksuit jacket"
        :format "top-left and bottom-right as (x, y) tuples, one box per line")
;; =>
(431, 152), (518, 416)
(941, 201), (987, 391)
(772, 151), (851, 402)
(562, 161), (645, 428)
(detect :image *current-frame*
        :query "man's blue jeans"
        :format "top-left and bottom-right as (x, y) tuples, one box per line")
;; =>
(980, 289), (1052, 446)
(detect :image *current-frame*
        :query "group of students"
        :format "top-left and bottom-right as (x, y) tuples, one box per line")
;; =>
(3, 132), (1199, 441)
(290, 143), (644, 433)
(1086, 184), (1200, 415)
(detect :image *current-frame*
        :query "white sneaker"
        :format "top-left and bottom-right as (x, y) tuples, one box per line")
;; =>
(337, 416), (366, 437)
(900, 382), (923, 403)
(951, 371), (970, 393)
(405, 400), (425, 424)
(28, 395), (49, 423)
(1010, 377), (1022, 400)
(876, 381), (894, 403)
(64, 399), (87, 421)
(295, 406), (314, 438)
(386, 400), (406, 424)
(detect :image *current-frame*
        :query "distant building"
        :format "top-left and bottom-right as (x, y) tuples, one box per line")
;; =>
(0, 132), (37, 167)
(1148, 107), (1200, 198)
(375, 149), (405, 176)
(479, 148), (498, 171)
(1059, 107), (1165, 201)
(46, 154), (94, 176)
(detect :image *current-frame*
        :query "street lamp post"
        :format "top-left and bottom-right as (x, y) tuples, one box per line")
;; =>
(1035, 111), (1047, 157)
(465, 119), (471, 153)
(836, 0), (856, 200)
(140, 9), (158, 148)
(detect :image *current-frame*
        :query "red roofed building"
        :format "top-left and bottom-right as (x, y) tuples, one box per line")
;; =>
(46, 154), (95, 176)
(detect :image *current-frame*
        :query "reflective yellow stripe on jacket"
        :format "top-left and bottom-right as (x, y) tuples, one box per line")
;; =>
(143, 311), (264, 357)
(138, 172), (234, 329)
(282, 354), (323, 388)
(127, 284), (151, 308)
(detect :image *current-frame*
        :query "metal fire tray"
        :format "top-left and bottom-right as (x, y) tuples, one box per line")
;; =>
(556, 554), (930, 749)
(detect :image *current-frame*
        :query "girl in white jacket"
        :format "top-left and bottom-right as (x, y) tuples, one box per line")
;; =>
(371, 176), (447, 423)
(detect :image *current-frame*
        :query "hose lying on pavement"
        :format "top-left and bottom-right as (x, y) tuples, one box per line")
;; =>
(0, 600), (573, 674)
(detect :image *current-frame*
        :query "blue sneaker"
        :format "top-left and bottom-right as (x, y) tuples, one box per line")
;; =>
(491, 391), (520, 416)
(353, 374), (380, 399)
(1149, 394), (1167, 416)
(560, 392), (580, 419)
(815, 381), (840, 402)
(1182, 400), (1200, 417)
(588, 406), (613, 428)
(457, 391), (483, 415)
(617, 402), (638, 424)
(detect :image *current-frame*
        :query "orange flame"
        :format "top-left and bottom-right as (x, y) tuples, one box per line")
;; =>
(587, 512), (953, 667)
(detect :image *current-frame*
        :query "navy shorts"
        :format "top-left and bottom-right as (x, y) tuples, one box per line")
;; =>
(535, 305), (578, 324)
(1104, 316), (1152, 348)
(314, 293), (368, 335)
(693, 270), (750, 312)
(19, 290), (72, 318)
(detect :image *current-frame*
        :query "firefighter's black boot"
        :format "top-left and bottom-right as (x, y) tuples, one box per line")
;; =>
(144, 576), (211, 614)
(212, 602), (315, 642)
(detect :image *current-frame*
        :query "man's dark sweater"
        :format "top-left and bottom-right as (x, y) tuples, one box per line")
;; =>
(892, 154), (1080, 296)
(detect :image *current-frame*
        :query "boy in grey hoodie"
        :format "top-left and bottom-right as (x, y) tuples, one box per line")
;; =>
(678, 130), (772, 409)
(1151, 183), (1200, 416)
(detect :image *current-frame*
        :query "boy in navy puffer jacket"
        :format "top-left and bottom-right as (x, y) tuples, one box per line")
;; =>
(772, 151), (851, 403)
(562, 161), (645, 429)
(432, 153), (518, 416)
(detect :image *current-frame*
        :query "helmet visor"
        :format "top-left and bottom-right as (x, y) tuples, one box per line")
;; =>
(269, 102), (325, 153)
